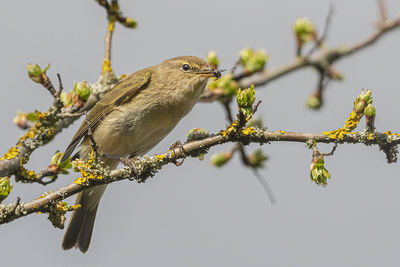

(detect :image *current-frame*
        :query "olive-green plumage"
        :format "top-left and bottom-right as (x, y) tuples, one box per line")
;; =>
(61, 56), (219, 253)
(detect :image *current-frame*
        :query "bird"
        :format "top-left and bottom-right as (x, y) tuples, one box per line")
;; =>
(61, 56), (220, 253)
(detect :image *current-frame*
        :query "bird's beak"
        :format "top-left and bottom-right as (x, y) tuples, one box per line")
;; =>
(198, 69), (221, 79)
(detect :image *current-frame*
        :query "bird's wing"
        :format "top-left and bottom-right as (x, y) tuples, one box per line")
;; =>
(61, 70), (152, 161)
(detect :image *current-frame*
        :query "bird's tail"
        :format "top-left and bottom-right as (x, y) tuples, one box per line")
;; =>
(62, 184), (107, 253)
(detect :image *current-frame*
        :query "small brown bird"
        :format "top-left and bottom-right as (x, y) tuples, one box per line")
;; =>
(61, 56), (220, 253)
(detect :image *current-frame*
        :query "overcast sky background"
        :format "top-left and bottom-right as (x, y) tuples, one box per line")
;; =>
(1, 0), (400, 266)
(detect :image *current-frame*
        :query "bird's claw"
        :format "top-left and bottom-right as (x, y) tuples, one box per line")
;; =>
(169, 140), (186, 166)
(120, 157), (139, 181)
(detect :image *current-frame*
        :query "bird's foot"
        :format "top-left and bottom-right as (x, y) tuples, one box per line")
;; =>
(169, 140), (186, 166)
(103, 153), (139, 181)
(119, 157), (139, 181)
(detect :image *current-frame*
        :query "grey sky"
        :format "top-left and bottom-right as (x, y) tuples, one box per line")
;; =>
(1, 0), (400, 266)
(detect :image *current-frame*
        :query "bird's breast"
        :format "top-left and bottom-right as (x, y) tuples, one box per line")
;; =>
(92, 81), (206, 157)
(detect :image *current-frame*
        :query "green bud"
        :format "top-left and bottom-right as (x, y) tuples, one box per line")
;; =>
(354, 89), (373, 115)
(210, 152), (232, 167)
(123, 17), (137, 28)
(51, 151), (63, 165)
(207, 50), (219, 68)
(354, 101), (366, 115)
(239, 48), (268, 73)
(60, 92), (74, 107)
(365, 104), (376, 129)
(0, 177), (13, 203)
(310, 157), (331, 187)
(239, 48), (254, 63)
(26, 63), (50, 83)
(208, 73), (238, 97)
(73, 81), (91, 101)
(306, 94), (322, 109)
(237, 84), (256, 117)
(50, 151), (72, 174)
(364, 104), (376, 118)
(186, 128), (210, 142)
(293, 17), (316, 43)
(361, 89), (372, 104)
(248, 149), (268, 168)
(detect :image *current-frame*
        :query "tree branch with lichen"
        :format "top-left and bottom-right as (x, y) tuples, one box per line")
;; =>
(1, 87), (399, 226)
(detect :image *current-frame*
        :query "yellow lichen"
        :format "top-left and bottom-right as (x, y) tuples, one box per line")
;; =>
(102, 58), (112, 73)
(0, 147), (20, 160)
(368, 133), (374, 140)
(107, 21), (116, 32)
(70, 204), (81, 210)
(323, 111), (361, 140)
(220, 121), (239, 137)
(242, 127), (255, 135)
(156, 154), (165, 161)
(74, 177), (87, 185)
(19, 165), (37, 180)
(74, 150), (103, 183)
(19, 127), (38, 141)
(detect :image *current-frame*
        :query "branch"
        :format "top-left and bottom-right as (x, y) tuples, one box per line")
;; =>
(1, 127), (399, 225)
(238, 15), (400, 89)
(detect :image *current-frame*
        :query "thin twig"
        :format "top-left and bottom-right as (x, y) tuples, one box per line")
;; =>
(322, 143), (338, 157)
(252, 169), (276, 204)
(60, 112), (86, 118)
(377, 0), (388, 22)
(104, 23), (114, 64)
(307, 3), (335, 57)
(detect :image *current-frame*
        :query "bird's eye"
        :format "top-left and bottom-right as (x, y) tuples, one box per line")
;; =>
(181, 64), (191, 71)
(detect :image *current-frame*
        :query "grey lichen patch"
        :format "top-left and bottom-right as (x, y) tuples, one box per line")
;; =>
(249, 126), (268, 144)
(134, 155), (163, 183)
(0, 202), (27, 223)
(371, 132), (399, 163)
(90, 71), (120, 100)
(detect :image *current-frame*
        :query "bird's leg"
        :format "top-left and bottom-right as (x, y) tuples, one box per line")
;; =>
(85, 112), (98, 154)
(102, 153), (139, 181)
(169, 140), (186, 166)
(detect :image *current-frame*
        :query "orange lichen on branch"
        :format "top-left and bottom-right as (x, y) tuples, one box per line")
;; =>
(219, 121), (239, 137)
(242, 127), (255, 135)
(323, 110), (361, 140)
(102, 58), (112, 73)
(0, 147), (20, 161)
(107, 21), (116, 32)
(383, 130), (400, 137)
(156, 154), (165, 161)
(73, 151), (104, 185)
